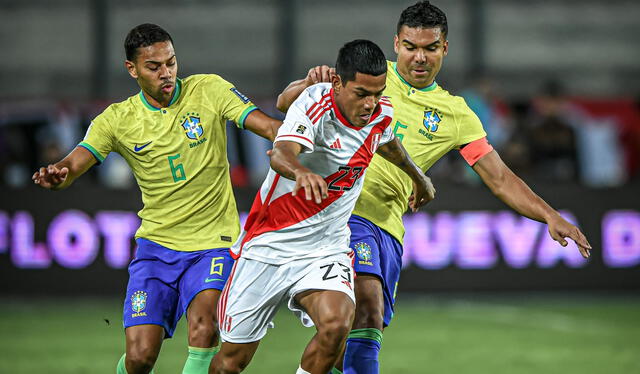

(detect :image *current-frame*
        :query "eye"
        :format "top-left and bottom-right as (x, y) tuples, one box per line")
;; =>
(147, 65), (158, 71)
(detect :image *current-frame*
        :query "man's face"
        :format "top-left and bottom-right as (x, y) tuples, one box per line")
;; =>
(125, 40), (177, 105)
(394, 26), (448, 89)
(332, 72), (386, 127)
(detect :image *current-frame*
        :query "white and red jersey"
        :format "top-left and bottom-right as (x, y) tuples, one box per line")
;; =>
(230, 83), (394, 264)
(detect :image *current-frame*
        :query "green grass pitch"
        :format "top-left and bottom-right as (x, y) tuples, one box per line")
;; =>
(0, 294), (638, 373)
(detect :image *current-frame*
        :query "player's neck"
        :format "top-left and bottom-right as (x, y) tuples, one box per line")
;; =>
(141, 89), (173, 109)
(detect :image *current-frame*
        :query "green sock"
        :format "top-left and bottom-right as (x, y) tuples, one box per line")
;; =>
(116, 353), (155, 374)
(331, 368), (344, 374)
(116, 354), (128, 374)
(182, 346), (218, 374)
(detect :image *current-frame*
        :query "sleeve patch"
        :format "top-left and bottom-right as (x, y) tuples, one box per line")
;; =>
(230, 87), (250, 104)
(459, 137), (493, 166)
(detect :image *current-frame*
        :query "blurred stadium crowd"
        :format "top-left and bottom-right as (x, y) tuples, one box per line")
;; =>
(2, 78), (639, 190)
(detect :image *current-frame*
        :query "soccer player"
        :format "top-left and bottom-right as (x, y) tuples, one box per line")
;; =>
(276, 2), (592, 373)
(31, 24), (281, 374)
(209, 40), (435, 374)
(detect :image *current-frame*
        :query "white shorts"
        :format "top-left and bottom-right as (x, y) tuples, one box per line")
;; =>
(218, 251), (355, 344)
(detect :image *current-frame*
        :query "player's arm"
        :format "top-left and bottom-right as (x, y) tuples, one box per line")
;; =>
(242, 110), (282, 141)
(32, 146), (96, 191)
(472, 149), (591, 258)
(376, 138), (436, 211)
(269, 141), (328, 204)
(276, 65), (334, 113)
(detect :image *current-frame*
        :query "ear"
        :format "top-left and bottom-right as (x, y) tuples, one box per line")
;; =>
(443, 40), (449, 57)
(125, 60), (138, 79)
(393, 35), (399, 54)
(331, 74), (342, 93)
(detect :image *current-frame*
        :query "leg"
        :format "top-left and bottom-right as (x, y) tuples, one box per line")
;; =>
(296, 289), (355, 373)
(186, 289), (221, 347)
(124, 324), (164, 374)
(209, 341), (260, 374)
(179, 250), (235, 374)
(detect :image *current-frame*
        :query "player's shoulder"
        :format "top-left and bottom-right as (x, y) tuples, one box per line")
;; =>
(293, 83), (332, 113)
(181, 74), (230, 89)
(93, 94), (139, 126)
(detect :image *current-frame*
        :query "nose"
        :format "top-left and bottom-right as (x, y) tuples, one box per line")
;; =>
(363, 96), (375, 110)
(415, 49), (426, 64)
(159, 64), (170, 78)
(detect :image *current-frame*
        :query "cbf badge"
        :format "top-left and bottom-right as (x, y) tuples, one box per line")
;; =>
(131, 291), (148, 317)
(423, 107), (443, 133)
(354, 242), (373, 266)
(181, 113), (204, 140)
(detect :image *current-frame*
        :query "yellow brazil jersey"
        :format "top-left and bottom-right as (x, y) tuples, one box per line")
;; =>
(352, 61), (486, 243)
(79, 74), (257, 251)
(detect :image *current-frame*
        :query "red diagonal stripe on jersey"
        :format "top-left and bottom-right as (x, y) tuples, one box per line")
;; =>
(311, 106), (331, 124)
(240, 118), (392, 247)
(306, 92), (331, 116)
(308, 95), (331, 121)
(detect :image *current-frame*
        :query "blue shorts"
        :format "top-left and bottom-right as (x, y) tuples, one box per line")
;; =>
(349, 215), (403, 327)
(123, 238), (235, 338)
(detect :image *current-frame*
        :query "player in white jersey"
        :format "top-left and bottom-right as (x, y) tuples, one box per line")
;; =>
(210, 40), (435, 374)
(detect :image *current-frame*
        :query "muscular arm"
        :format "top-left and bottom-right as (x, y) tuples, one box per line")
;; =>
(269, 141), (328, 203)
(242, 110), (282, 142)
(276, 65), (334, 113)
(473, 150), (591, 257)
(376, 138), (436, 211)
(32, 146), (97, 190)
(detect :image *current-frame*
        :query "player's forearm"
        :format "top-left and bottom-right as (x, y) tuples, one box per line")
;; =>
(488, 169), (560, 224)
(276, 79), (310, 113)
(377, 140), (424, 183)
(269, 147), (309, 181)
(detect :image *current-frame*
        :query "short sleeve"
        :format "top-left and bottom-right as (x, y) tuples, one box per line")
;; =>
(455, 97), (487, 148)
(210, 76), (258, 129)
(78, 111), (115, 164)
(379, 118), (395, 145)
(274, 91), (317, 153)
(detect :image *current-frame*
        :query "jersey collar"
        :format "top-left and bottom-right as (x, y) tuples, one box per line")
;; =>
(392, 62), (437, 92)
(139, 78), (183, 111)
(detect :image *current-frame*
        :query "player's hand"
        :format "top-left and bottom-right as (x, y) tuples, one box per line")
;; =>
(32, 164), (69, 189)
(547, 214), (592, 258)
(293, 168), (328, 204)
(408, 175), (436, 212)
(305, 65), (335, 85)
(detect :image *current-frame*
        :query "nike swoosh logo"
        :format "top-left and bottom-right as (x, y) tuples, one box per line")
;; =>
(134, 142), (152, 152)
(205, 278), (224, 283)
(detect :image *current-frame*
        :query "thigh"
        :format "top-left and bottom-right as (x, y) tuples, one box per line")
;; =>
(125, 324), (164, 357)
(289, 253), (356, 327)
(295, 289), (355, 329)
(218, 258), (287, 344)
(352, 274), (385, 329)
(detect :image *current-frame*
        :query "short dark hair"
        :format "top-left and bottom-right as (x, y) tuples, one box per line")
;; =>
(124, 23), (173, 61)
(335, 39), (387, 84)
(397, 1), (448, 38)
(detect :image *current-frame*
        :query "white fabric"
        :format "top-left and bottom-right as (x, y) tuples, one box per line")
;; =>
(219, 252), (355, 344)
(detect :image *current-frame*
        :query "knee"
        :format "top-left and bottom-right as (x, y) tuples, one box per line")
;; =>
(354, 295), (384, 330)
(317, 312), (354, 346)
(126, 344), (159, 373)
(213, 355), (249, 374)
(189, 315), (219, 344)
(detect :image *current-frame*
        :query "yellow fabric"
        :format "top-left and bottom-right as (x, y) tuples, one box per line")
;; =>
(352, 61), (486, 243)
(80, 74), (257, 251)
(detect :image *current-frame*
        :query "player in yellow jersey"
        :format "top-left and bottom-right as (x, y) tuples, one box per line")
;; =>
(277, 2), (592, 373)
(32, 24), (281, 374)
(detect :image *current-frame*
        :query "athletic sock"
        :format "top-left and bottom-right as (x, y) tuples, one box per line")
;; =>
(182, 346), (218, 374)
(330, 368), (344, 374)
(296, 365), (311, 374)
(116, 353), (156, 374)
(343, 328), (383, 374)
(116, 354), (128, 374)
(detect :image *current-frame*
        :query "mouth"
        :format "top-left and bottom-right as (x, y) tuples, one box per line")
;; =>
(161, 82), (174, 94)
(359, 113), (372, 122)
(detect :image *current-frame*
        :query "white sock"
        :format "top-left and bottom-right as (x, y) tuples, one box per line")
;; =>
(296, 365), (311, 374)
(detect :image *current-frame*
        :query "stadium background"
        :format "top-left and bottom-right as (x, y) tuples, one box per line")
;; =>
(1, 0), (639, 373)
